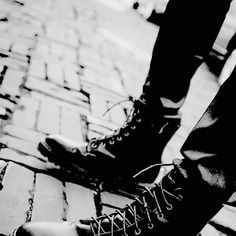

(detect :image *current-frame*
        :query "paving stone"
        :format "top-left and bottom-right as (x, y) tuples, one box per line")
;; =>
(37, 100), (60, 134)
(82, 79), (127, 103)
(12, 107), (38, 129)
(31, 174), (65, 222)
(65, 28), (78, 48)
(3, 124), (45, 144)
(101, 56), (114, 69)
(19, 94), (40, 110)
(60, 107), (83, 141)
(11, 42), (30, 55)
(47, 63), (64, 85)
(80, 57), (104, 73)
(64, 68), (81, 91)
(12, 96), (39, 129)
(30, 52), (61, 68)
(0, 97), (15, 111)
(31, 91), (90, 117)
(86, 114), (119, 131)
(34, 42), (50, 56)
(0, 56), (27, 71)
(69, 90), (89, 103)
(25, 76), (64, 93)
(97, 69), (125, 95)
(82, 67), (100, 84)
(50, 43), (64, 59)
(0, 68), (25, 96)
(25, 77), (90, 109)
(79, 53), (102, 71)
(107, 102), (126, 125)
(0, 162), (34, 235)
(90, 94), (109, 120)
(0, 21), (9, 31)
(0, 148), (59, 172)
(28, 59), (46, 79)
(64, 47), (77, 63)
(88, 123), (112, 135)
(0, 135), (45, 160)
(0, 47), (28, 62)
(65, 182), (96, 220)
(0, 37), (12, 50)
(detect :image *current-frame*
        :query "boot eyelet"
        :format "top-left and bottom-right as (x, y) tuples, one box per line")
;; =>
(131, 125), (136, 130)
(136, 118), (141, 123)
(135, 228), (141, 235)
(117, 136), (122, 141)
(158, 213), (164, 220)
(147, 222), (154, 229)
(124, 132), (129, 137)
(71, 148), (77, 153)
(177, 195), (183, 201)
(91, 142), (98, 148)
(114, 130), (119, 135)
(109, 140), (115, 145)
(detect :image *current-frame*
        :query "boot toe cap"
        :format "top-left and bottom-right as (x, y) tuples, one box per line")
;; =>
(38, 134), (87, 155)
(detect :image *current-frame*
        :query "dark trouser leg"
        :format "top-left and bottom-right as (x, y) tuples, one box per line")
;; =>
(142, 0), (232, 113)
(181, 66), (236, 187)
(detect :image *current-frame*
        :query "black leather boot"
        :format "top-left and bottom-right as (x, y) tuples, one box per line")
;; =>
(38, 99), (180, 183)
(9, 158), (234, 236)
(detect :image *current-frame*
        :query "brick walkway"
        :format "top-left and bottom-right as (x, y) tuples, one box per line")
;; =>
(0, 0), (236, 235)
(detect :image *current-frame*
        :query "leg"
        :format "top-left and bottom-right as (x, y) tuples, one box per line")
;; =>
(181, 65), (236, 183)
(143, 0), (232, 105)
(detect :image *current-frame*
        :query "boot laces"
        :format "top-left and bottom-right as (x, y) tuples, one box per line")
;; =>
(88, 162), (183, 236)
(89, 98), (145, 149)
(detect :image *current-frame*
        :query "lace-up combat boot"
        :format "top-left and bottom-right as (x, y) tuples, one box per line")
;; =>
(10, 158), (234, 236)
(38, 99), (180, 183)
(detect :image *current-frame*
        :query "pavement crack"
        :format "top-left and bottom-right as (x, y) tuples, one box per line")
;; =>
(62, 182), (68, 221)
(25, 172), (36, 223)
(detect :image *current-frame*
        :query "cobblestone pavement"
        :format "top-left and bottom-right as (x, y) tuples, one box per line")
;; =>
(0, 0), (236, 235)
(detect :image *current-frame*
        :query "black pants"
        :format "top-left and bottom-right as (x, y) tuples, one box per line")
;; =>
(142, 0), (236, 187)
(142, 0), (233, 104)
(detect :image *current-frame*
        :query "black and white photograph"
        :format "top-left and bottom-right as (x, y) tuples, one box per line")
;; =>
(0, 0), (236, 235)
